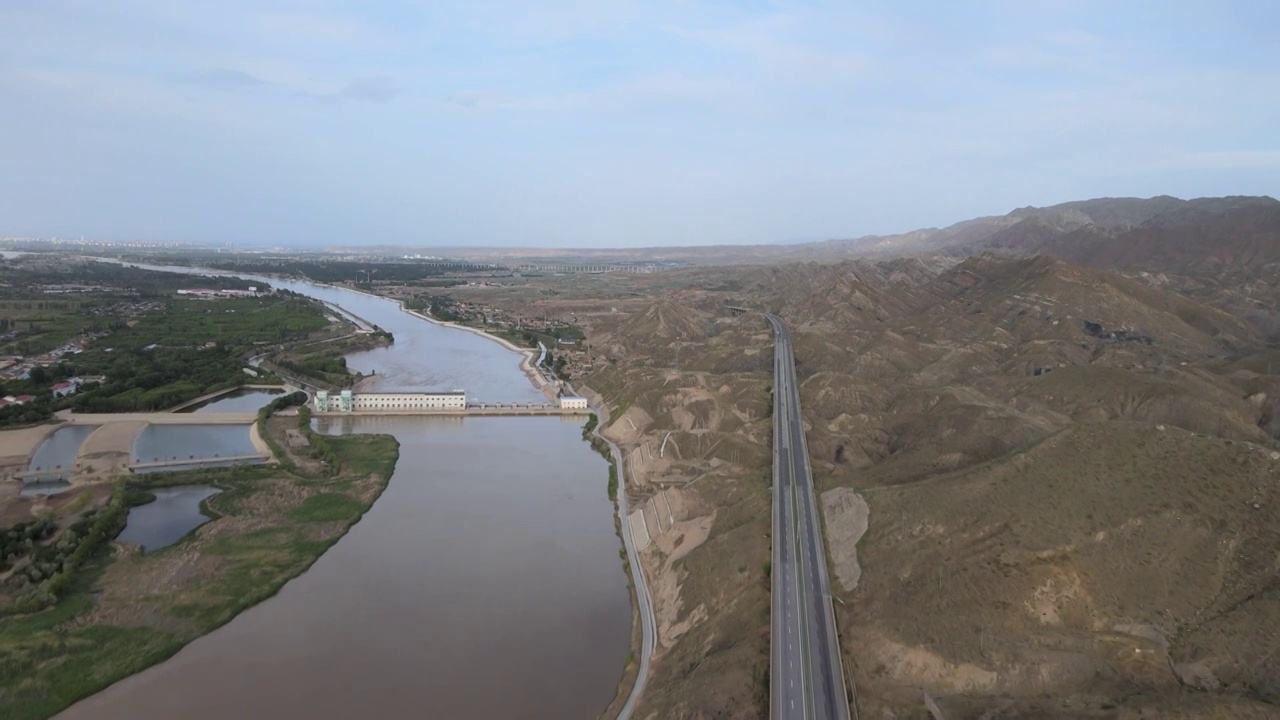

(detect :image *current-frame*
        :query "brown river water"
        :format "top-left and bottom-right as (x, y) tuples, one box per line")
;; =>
(55, 266), (631, 720)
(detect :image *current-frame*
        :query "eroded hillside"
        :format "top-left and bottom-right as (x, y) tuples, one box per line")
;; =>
(582, 299), (775, 719)
(443, 250), (1280, 718)
(768, 256), (1280, 717)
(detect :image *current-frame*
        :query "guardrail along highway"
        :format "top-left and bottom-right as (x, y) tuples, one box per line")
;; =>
(766, 313), (851, 720)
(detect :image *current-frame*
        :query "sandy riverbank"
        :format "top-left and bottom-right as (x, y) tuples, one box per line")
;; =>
(352, 374), (380, 392)
(216, 281), (556, 402)
(399, 307), (558, 401)
(249, 420), (274, 460)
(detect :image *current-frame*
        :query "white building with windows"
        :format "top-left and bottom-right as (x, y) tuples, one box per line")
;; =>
(313, 389), (466, 412)
(559, 396), (589, 410)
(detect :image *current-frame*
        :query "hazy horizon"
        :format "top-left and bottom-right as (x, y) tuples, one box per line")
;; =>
(2, 1), (1278, 248)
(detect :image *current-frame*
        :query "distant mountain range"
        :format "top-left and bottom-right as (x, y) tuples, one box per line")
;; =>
(434, 194), (1280, 274)
(829, 195), (1280, 273)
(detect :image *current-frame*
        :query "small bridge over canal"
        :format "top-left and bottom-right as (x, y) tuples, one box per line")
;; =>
(129, 454), (268, 472)
(13, 392), (592, 484)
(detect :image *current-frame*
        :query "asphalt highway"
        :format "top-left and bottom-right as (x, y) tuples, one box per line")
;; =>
(766, 313), (851, 720)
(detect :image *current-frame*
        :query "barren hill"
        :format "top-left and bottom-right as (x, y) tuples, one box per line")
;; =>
(846, 195), (1280, 277)
(741, 195), (1280, 291)
(760, 255), (1280, 716)
(604, 253), (1279, 717)
(608, 299), (714, 350)
(452, 245), (1280, 718)
(850, 421), (1280, 717)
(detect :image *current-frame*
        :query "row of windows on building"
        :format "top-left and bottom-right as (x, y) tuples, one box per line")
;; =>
(311, 390), (590, 412)
(313, 390), (466, 412)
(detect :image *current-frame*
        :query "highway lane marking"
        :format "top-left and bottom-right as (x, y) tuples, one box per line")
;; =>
(769, 313), (851, 719)
(790, 482), (811, 720)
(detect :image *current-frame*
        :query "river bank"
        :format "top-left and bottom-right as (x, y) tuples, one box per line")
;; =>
(335, 285), (652, 714)
(165, 385), (287, 413)
(347, 284), (555, 401)
(581, 386), (655, 720)
(0, 422), (400, 720)
(403, 306), (549, 393)
(53, 262), (641, 716)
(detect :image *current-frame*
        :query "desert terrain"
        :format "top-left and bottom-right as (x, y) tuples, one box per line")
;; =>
(437, 195), (1280, 719)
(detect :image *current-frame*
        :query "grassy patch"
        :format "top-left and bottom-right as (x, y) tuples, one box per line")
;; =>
(0, 433), (399, 720)
(0, 623), (182, 720)
(290, 493), (365, 522)
(330, 435), (398, 478)
(0, 553), (186, 720)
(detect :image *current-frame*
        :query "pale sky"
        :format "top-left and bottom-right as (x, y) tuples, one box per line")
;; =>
(1, 1), (1277, 247)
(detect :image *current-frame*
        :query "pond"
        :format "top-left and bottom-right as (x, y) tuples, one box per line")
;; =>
(116, 485), (222, 554)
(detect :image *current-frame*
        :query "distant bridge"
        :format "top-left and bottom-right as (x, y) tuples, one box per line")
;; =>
(313, 404), (590, 418)
(129, 454), (269, 472)
(410, 260), (659, 274)
(58, 411), (260, 425)
(16, 468), (73, 483)
(515, 264), (655, 275)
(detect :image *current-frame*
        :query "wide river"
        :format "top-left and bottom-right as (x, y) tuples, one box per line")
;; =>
(58, 265), (631, 719)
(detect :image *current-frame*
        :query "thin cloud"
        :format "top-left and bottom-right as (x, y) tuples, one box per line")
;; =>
(444, 89), (585, 112)
(249, 10), (396, 48)
(171, 67), (400, 104)
(666, 15), (875, 87)
(1176, 150), (1280, 170)
(447, 90), (504, 109)
(2, 1), (1278, 247)
(444, 74), (745, 115)
(173, 68), (272, 91)
(337, 76), (402, 104)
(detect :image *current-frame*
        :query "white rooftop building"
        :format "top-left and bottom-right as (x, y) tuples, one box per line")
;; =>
(313, 389), (466, 413)
(559, 396), (589, 410)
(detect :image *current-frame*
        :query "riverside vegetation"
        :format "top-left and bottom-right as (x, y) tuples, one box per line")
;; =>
(581, 413), (619, 502)
(0, 258), (390, 427)
(0, 401), (399, 720)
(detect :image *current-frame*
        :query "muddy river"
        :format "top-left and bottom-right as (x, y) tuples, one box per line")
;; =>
(57, 262), (631, 719)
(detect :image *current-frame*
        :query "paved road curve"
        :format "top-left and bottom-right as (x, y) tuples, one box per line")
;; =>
(567, 381), (655, 720)
(766, 313), (851, 720)
(603, 430), (656, 720)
